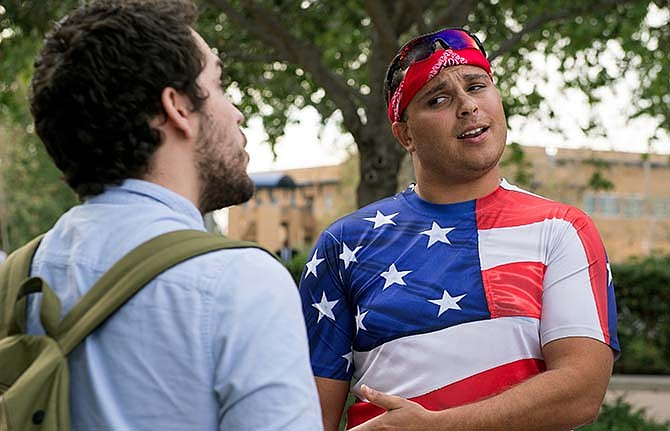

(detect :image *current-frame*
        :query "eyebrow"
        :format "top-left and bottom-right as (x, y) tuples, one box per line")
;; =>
(418, 80), (451, 101)
(418, 72), (490, 100)
(462, 72), (490, 82)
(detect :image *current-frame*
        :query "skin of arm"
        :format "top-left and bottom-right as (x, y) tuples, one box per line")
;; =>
(350, 336), (614, 431)
(316, 376), (351, 431)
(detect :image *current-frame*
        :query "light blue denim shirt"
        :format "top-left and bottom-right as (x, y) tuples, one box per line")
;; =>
(27, 179), (322, 431)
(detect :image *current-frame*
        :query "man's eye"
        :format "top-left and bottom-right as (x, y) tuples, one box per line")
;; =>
(469, 84), (485, 91)
(430, 96), (449, 105)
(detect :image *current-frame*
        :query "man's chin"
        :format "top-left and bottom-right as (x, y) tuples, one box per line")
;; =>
(200, 178), (254, 213)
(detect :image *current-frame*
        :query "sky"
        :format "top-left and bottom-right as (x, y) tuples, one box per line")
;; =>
(244, 107), (353, 173)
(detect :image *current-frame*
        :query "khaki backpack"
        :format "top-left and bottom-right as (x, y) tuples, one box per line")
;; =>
(0, 229), (268, 431)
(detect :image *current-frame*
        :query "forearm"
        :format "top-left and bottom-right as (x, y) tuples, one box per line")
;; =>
(316, 377), (350, 431)
(427, 338), (613, 431)
(429, 367), (606, 430)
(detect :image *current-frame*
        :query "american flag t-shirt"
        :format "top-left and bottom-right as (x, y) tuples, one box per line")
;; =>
(298, 179), (619, 428)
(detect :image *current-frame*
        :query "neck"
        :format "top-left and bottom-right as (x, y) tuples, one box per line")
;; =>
(413, 166), (501, 204)
(142, 140), (202, 212)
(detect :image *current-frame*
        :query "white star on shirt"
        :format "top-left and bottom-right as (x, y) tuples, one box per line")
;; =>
(311, 291), (339, 323)
(420, 222), (455, 248)
(355, 306), (369, 334)
(342, 351), (353, 372)
(339, 243), (363, 269)
(380, 263), (411, 290)
(363, 210), (399, 229)
(304, 250), (325, 279)
(428, 289), (467, 317)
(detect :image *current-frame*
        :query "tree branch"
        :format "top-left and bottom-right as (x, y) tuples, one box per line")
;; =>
(364, 0), (399, 62)
(432, 0), (476, 28)
(224, 52), (279, 64)
(391, 0), (430, 36)
(488, 0), (639, 61)
(210, 0), (365, 138)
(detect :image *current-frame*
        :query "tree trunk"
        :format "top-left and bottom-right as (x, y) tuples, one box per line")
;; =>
(353, 25), (409, 208)
(356, 124), (407, 207)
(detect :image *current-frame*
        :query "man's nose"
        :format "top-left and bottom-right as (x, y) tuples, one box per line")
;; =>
(457, 95), (478, 118)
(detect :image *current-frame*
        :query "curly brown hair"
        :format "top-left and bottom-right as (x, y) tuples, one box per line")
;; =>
(30, 0), (208, 198)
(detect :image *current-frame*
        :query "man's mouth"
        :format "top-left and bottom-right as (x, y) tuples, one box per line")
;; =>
(457, 127), (488, 139)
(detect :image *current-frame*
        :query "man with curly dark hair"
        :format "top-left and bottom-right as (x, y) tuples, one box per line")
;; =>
(25, 1), (322, 429)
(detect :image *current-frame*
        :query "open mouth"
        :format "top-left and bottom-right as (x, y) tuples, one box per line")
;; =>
(457, 127), (488, 139)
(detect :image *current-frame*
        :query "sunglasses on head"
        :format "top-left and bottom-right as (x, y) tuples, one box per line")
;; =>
(385, 28), (487, 104)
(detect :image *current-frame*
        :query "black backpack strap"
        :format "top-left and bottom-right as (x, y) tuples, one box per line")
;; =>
(0, 234), (45, 337)
(55, 229), (271, 354)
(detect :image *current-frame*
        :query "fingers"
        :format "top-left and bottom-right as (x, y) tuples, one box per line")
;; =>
(361, 384), (406, 411)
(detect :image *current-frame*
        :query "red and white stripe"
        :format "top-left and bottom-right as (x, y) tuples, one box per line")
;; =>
(347, 317), (544, 428)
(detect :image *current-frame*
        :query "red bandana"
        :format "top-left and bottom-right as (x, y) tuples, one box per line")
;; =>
(387, 48), (492, 123)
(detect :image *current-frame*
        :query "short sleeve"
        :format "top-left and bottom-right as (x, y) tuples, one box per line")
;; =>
(540, 211), (620, 353)
(208, 249), (323, 430)
(299, 229), (356, 380)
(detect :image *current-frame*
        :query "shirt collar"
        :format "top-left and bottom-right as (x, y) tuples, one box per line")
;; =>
(86, 179), (204, 226)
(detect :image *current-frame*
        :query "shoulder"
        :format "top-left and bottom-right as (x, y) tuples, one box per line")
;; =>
(482, 180), (594, 229)
(324, 192), (406, 234)
(178, 245), (292, 287)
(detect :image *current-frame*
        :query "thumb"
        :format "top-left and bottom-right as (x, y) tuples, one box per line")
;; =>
(361, 384), (406, 411)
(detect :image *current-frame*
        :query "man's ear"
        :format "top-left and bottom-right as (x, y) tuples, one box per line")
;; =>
(392, 121), (415, 154)
(159, 87), (197, 140)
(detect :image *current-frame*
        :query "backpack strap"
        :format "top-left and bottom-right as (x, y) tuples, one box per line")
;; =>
(55, 229), (270, 355)
(0, 234), (45, 338)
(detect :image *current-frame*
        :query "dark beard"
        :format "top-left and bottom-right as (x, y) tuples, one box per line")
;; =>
(196, 118), (254, 213)
(198, 161), (254, 213)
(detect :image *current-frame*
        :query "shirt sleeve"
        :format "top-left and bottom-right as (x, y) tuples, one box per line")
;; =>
(208, 249), (323, 431)
(540, 210), (620, 353)
(298, 229), (356, 381)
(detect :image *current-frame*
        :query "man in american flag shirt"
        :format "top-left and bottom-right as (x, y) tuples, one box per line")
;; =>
(299, 27), (619, 431)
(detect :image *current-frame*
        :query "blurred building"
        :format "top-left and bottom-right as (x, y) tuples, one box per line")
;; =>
(227, 165), (345, 259)
(226, 146), (670, 263)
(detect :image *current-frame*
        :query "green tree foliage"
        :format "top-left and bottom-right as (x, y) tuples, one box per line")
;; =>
(1, 125), (77, 250)
(584, 157), (616, 191)
(1, 0), (669, 248)
(580, 397), (670, 430)
(611, 254), (670, 374)
(0, 0), (80, 250)
(285, 249), (310, 285)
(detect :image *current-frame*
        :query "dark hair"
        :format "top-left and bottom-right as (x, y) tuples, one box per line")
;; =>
(30, 0), (207, 198)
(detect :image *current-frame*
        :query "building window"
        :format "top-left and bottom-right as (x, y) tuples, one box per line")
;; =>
(654, 199), (670, 217)
(583, 192), (670, 219)
(599, 194), (619, 217)
(582, 195), (596, 214)
(622, 195), (644, 218)
(323, 191), (333, 210)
